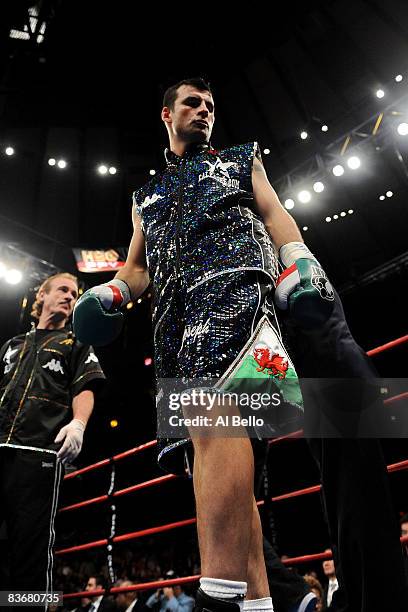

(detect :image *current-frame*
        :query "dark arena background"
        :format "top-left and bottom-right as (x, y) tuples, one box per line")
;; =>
(0, 0), (407, 608)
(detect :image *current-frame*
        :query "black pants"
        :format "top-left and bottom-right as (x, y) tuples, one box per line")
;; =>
(285, 292), (408, 612)
(0, 446), (64, 606)
(263, 537), (309, 611)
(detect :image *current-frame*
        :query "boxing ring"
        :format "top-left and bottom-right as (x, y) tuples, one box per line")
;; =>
(58, 334), (408, 601)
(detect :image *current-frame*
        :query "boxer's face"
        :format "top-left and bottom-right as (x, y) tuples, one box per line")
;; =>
(40, 276), (78, 322)
(162, 84), (215, 144)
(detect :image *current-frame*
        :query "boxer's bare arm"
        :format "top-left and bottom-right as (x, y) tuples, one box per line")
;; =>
(251, 156), (303, 250)
(114, 206), (150, 299)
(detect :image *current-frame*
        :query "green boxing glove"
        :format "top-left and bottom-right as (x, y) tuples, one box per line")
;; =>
(73, 279), (131, 346)
(274, 242), (334, 329)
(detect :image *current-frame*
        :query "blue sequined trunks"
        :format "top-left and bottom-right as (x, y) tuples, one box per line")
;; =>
(154, 270), (277, 473)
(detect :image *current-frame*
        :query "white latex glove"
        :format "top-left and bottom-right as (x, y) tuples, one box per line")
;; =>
(55, 418), (86, 463)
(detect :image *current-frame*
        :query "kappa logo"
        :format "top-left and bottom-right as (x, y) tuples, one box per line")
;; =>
(253, 344), (289, 380)
(141, 193), (164, 209)
(43, 359), (64, 374)
(199, 158), (240, 189)
(60, 338), (74, 346)
(42, 461), (54, 468)
(3, 345), (18, 374)
(180, 318), (211, 351)
(311, 265), (334, 302)
(85, 352), (99, 364)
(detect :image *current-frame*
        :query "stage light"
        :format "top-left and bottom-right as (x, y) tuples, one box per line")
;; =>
(284, 198), (295, 210)
(376, 89), (385, 99)
(110, 419), (119, 428)
(78, 288), (83, 295)
(48, 158), (56, 166)
(397, 122), (408, 136)
(0, 262), (6, 278)
(5, 269), (22, 285)
(340, 211), (346, 217)
(126, 301), (134, 310)
(313, 181), (325, 193)
(263, 148), (270, 155)
(149, 169), (156, 176)
(298, 190), (311, 204)
(57, 159), (67, 169)
(321, 125), (328, 132)
(109, 166), (117, 175)
(144, 357), (152, 366)
(379, 195), (385, 201)
(386, 190), (393, 197)
(300, 131), (308, 140)
(333, 214), (339, 220)
(348, 209), (354, 214)
(395, 75), (403, 82)
(332, 164), (344, 177)
(347, 156), (361, 170)
(98, 165), (108, 175)
(137, 298), (142, 304)
(5, 147), (14, 156)
(302, 226), (308, 231)
(325, 217), (332, 222)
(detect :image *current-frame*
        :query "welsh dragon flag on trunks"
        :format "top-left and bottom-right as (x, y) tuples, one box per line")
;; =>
(216, 315), (303, 433)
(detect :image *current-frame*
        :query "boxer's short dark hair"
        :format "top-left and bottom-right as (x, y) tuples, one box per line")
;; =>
(163, 78), (212, 110)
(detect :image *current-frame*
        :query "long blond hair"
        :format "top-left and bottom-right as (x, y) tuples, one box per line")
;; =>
(31, 272), (78, 320)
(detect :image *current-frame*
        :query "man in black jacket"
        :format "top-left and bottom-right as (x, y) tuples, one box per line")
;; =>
(0, 272), (105, 602)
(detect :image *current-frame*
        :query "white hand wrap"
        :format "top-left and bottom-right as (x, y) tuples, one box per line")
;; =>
(279, 242), (316, 268)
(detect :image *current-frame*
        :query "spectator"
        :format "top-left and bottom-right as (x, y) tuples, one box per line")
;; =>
(303, 575), (323, 611)
(401, 513), (408, 582)
(85, 575), (116, 612)
(115, 580), (147, 612)
(146, 571), (194, 612)
(321, 553), (338, 610)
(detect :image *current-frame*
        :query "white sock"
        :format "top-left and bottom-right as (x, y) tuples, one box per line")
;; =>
(243, 598), (273, 612)
(200, 578), (247, 611)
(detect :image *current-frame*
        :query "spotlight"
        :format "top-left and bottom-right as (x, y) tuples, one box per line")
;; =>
(5, 147), (14, 156)
(5, 269), (22, 285)
(347, 156), (361, 170)
(376, 89), (385, 99)
(298, 190), (311, 204)
(333, 214), (339, 220)
(98, 165), (108, 175)
(332, 164), (344, 177)
(395, 75), (403, 82)
(302, 226), (308, 231)
(325, 217), (332, 222)
(300, 131), (308, 140)
(110, 419), (119, 428)
(263, 148), (270, 155)
(313, 181), (325, 193)
(137, 298), (142, 304)
(284, 198), (295, 210)
(397, 123), (408, 136)
(109, 166), (117, 175)
(144, 357), (152, 366)
(48, 158), (56, 166)
(348, 209), (354, 214)
(126, 302), (134, 310)
(321, 125), (328, 132)
(149, 169), (156, 176)
(386, 190), (393, 197)
(340, 211), (346, 217)
(379, 195), (385, 201)
(57, 159), (67, 169)
(0, 262), (6, 278)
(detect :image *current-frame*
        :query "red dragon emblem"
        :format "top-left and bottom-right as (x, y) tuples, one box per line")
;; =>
(253, 346), (288, 379)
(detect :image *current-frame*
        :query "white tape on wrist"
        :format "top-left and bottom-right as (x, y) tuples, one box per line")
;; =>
(279, 242), (316, 268)
(108, 279), (131, 305)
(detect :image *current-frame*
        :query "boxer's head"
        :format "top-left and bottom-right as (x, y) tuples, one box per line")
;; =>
(32, 273), (78, 326)
(162, 78), (214, 151)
